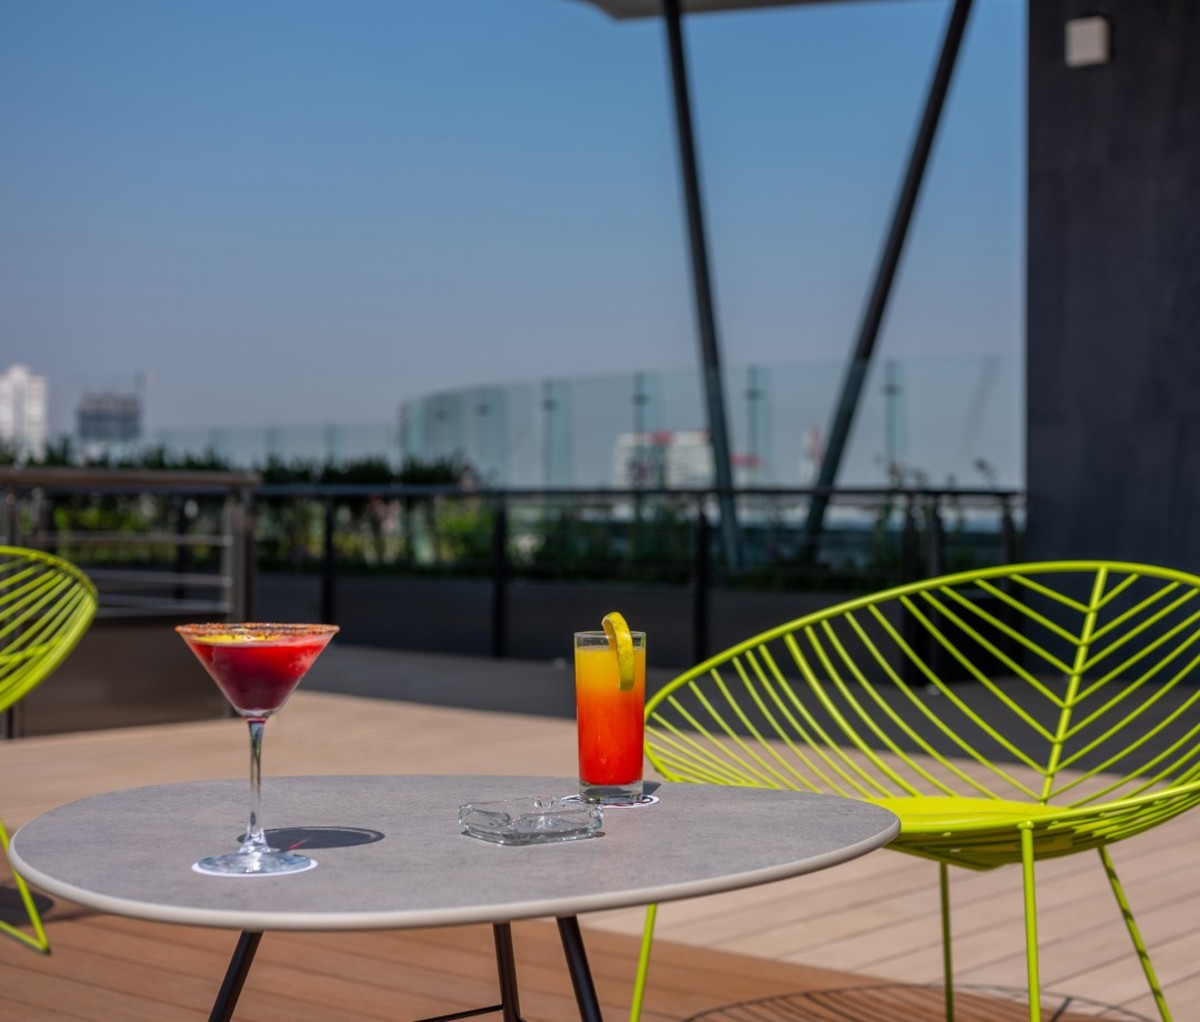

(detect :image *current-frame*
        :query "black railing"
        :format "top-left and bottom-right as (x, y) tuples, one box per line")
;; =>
(1, 469), (1023, 664)
(256, 482), (1023, 666)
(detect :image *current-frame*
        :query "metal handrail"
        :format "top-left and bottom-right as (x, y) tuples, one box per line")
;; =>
(84, 569), (232, 587)
(3, 468), (256, 621)
(0, 466), (260, 490)
(34, 531), (233, 547)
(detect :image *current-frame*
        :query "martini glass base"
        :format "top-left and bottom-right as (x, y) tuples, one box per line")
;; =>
(192, 850), (318, 877)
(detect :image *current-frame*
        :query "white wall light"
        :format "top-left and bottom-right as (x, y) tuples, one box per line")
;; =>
(1066, 15), (1111, 69)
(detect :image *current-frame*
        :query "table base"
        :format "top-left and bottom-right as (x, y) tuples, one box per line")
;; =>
(206, 918), (604, 1022)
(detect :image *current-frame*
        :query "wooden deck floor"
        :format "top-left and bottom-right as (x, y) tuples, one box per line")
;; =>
(3, 690), (1198, 1020)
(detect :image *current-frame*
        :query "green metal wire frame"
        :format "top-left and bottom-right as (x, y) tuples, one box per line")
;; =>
(631, 561), (1200, 1022)
(0, 546), (98, 953)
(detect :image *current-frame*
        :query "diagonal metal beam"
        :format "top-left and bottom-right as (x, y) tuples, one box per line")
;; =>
(662, 0), (741, 571)
(801, 0), (975, 559)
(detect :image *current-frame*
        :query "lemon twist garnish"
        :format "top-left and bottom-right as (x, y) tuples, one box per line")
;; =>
(602, 611), (635, 691)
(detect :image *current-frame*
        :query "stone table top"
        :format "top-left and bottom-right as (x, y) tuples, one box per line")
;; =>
(11, 774), (898, 931)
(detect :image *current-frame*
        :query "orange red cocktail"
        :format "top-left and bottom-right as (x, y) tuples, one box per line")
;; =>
(574, 618), (646, 805)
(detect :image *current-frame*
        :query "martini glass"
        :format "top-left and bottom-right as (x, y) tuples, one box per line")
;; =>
(176, 622), (338, 876)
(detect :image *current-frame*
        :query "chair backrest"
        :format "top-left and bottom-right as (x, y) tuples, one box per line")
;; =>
(0, 547), (98, 715)
(645, 561), (1200, 809)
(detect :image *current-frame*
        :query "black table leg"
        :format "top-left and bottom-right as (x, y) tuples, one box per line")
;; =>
(412, 923), (523, 1022)
(204, 923), (596, 1022)
(209, 931), (262, 1022)
(557, 916), (604, 1022)
(492, 923), (527, 1022)
(420, 920), (598, 1022)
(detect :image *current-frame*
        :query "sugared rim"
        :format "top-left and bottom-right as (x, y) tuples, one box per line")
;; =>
(175, 622), (339, 642)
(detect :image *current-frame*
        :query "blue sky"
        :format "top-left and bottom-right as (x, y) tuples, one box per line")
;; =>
(1, 0), (1025, 435)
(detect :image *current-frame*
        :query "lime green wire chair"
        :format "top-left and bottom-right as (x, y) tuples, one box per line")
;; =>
(631, 560), (1200, 1022)
(0, 546), (97, 953)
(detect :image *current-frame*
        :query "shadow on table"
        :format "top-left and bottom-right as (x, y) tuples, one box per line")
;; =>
(262, 826), (385, 850)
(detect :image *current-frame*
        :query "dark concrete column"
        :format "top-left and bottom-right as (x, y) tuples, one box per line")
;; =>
(1026, 0), (1200, 567)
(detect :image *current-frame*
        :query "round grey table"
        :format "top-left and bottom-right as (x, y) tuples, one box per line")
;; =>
(10, 774), (898, 1022)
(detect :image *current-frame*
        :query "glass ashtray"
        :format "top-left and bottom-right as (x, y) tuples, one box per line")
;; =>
(458, 796), (603, 845)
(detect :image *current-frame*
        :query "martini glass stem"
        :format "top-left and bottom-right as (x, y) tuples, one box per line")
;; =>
(242, 718), (270, 856)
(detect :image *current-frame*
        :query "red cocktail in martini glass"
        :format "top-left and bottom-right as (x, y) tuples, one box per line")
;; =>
(176, 623), (338, 876)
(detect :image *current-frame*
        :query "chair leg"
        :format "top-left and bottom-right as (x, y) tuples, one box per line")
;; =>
(0, 818), (49, 954)
(1099, 846), (1172, 1022)
(939, 862), (954, 1022)
(1019, 824), (1041, 1022)
(628, 903), (657, 1022)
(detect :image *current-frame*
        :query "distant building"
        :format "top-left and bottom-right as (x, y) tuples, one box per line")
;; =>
(613, 430), (772, 489)
(612, 431), (715, 488)
(77, 392), (142, 451)
(0, 364), (48, 460)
